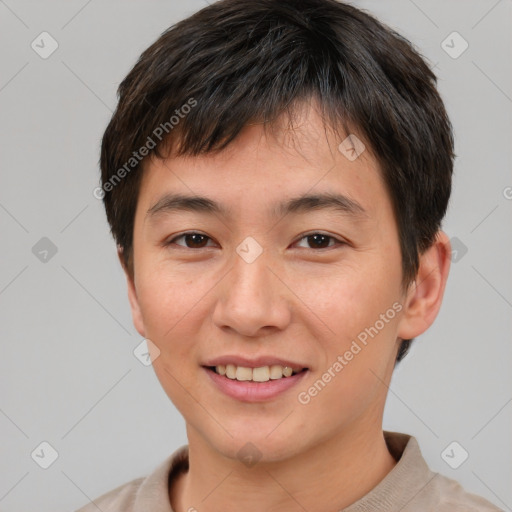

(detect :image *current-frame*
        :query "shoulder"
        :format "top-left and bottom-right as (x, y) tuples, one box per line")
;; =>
(73, 445), (189, 512)
(372, 433), (504, 512)
(422, 471), (504, 512)
(74, 477), (145, 512)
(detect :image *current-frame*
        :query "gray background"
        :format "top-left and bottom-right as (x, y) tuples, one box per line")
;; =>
(1, 0), (511, 510)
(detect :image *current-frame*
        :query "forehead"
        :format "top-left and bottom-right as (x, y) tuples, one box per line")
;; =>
(137, 102), (389, 224)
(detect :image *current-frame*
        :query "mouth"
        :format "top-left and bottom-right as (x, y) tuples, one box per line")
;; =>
(202, 362), (309, 402)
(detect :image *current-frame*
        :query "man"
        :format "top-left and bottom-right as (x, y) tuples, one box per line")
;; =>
(78, 0), (502, 510)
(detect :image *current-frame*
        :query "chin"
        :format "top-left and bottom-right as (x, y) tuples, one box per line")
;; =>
(206, 426), (305, 465)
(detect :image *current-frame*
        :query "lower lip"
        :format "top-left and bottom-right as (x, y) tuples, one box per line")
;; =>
(204, 367), (308, 402)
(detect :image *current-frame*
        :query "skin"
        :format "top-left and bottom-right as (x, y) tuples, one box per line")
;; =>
(120, 100), (451, 512)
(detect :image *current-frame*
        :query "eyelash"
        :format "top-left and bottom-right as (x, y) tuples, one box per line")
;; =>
(165, 231), (346, 251)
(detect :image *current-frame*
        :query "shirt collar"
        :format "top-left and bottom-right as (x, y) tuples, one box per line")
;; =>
(343, 432), (436, 512)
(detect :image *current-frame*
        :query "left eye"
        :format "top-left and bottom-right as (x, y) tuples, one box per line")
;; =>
(294, 233), (343, 250)
(166, 232), (344, 250)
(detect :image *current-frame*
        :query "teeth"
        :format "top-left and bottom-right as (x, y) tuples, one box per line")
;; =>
(214, 364), (301, 381)
(269, 365), (284, 379)
(252, 366), (270, 382)
(282, 366), (293, 377)
(235, 366), (252, 381)
(226, 364), (236, 379)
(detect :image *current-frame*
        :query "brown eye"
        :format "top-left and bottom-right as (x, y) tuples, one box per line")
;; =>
(295, 233), (344, 250)
(167, 232), (213, 249)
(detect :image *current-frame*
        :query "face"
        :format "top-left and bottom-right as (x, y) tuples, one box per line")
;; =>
(124, 102), (421, 463)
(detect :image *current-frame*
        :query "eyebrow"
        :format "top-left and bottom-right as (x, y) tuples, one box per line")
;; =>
(146, 192), (368, 222)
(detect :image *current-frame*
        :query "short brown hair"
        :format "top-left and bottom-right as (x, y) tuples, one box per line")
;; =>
(98, 0), (455, 362)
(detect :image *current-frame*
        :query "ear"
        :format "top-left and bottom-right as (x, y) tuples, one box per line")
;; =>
(397, 230), (452, 340)
(117, 246), (145, 338)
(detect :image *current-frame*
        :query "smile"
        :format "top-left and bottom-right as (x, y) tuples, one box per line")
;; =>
(203, 365), (309, 402)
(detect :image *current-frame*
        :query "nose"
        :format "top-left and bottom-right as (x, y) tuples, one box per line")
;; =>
(211, 249), (291, 338)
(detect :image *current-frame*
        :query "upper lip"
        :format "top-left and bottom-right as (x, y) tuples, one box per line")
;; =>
(203, 355), (308, 372)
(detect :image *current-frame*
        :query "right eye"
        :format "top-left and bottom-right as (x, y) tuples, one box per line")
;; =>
(165, 232), (216, 249)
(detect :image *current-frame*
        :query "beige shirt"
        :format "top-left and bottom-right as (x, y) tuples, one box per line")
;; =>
(75, 432), (502, 511)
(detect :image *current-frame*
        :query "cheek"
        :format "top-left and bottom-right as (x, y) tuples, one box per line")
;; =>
(293, 261), (402, 417)
(135, 261), (206, 338)
(295, 258), (400, 344)
(136, 266), (208, 408)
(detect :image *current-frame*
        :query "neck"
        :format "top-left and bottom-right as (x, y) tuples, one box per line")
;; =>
(171, 424), (397, 512)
